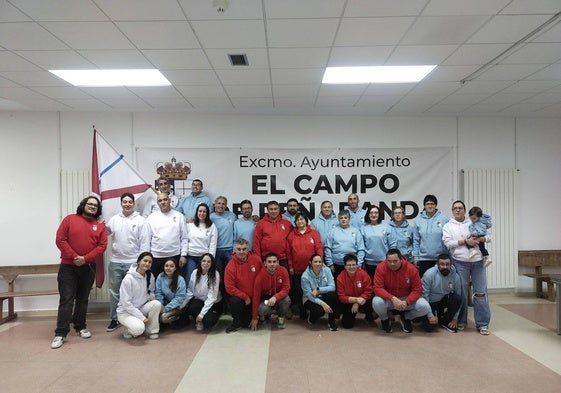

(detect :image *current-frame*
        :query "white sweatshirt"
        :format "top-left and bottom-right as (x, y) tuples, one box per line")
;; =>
(186, 222), (217, 257)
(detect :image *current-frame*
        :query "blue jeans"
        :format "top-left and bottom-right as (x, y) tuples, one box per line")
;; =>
(182, 255), (201, 284)
(452, 258), (491, 328)
(108, 262), (132, 320)
(215, 248), (233, 274)
(372, 296), (431, 321)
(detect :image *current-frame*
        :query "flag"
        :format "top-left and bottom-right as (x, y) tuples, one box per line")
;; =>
(91, 129), (151, 287)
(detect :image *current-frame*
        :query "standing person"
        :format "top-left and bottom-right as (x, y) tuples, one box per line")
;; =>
(142, 176), (178, 217)
(442, 200), (492, 335)
(253, 200), (292, 270)
(286, 213), (323, 319)
(117, 252), (162, 340)
(361, 205), (394, 279)
(146, 192), (188, 279)
(224, 239), (263, 333)
(233, 199), (258, 250)
(301, 254), (338, 331)
(210, 196), (237, 273)
(184, 253), (224, 331)
(282, 198), (300, 226)
(250, 253), (291, 330)
(310, 200), (338, 245)
(184, 203), (217, 283)
(155, 258), (187, 326)
(336, 254), (375, 329)
(372, 249), (431, 334)
(51, 196), (107, 350)
(324, 210), (365, 279)
(175, 178), (213, 223)
(105, 193), (150, 332)
(412, 194), (450, 277)
(388, 206), (414, 262)
(421, 253), (462, 333)
(346, 193), (367, 228)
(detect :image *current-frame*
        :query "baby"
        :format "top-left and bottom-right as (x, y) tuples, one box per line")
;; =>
(468, 206), (493, 268)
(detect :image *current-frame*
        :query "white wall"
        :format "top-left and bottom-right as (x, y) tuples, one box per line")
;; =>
(1, 111), (560, 311)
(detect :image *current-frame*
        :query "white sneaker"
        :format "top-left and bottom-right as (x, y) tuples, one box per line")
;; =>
(479, 326), (490, 335)
(51, 336), (64, 349)
(468, 248), (478, 259)
(77, 329), (91, 339)
(195, 322), (204, 331)
(484, 257), (493, 268)
(148, 333), (159, 340)
(123, 331), (133, 339)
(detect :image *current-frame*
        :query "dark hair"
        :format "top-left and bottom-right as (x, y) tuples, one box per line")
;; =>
(286, 198), (298, 205)
(194, 203), (213, 227)
(437, 253), (451, 262)
(163, 258), (180, 293)
(423, 194), (438, 206)
(308, 253), (325, 268)
(364, 205), (381, 224)
(76, 196), (102, 218)
(137, 252), (154, 292)
(264, 252), (279, 262)
(320, 200), (333, 208)
(468, 206), (483, 218)
(294, 212), (309, 224)
(337, 210), (350, 218)
(267, 200), (279, 207)
(343, 253), (358, 265)
(120, 192), (134, 202)
(240, 199), (252, 207)
(192, 179), (203, 187)
(452, 200), (466, 210)
(195, 253), (218, 289)
(157, 176), (170, 184)
(386, 248), (403, 260)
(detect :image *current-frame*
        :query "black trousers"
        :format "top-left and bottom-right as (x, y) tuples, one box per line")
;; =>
(185, 298), (224, 329)
(228, 296), (252, 328)
(303, 291), (338, 324)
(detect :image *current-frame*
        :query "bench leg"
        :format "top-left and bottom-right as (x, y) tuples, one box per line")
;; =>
(547, 282), (556, 302)
(0, 297), (18, 326)
(536, 278), (545, 298)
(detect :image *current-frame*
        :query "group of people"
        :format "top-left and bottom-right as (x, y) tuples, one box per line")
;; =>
(51, 176), (493, 349)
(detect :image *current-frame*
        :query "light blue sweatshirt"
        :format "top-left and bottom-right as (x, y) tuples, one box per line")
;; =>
(233, 218), (256, 249)
(175, 192), (214, 221)
(301, 265), (336, 305)
(210, 210), (237, 250)
(412, 210), (450, 261)
(388, 219), (413, 260)
(469, 213), (492, 236)
(421, 265), (462, 319)
(361, 222), (394, 265)
(324, 226), (365, 267)
(155, 273), (187, 313)
(311, 213), (338, 245)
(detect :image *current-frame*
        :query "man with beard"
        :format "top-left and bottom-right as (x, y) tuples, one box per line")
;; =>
(346, 193), (367, 228)
(282, 198), (300, 226)
(253, 200), (292, 270)
(233, 199), (257, 250)
(51, 196), (108, 349)
(421, 253), (462, 333)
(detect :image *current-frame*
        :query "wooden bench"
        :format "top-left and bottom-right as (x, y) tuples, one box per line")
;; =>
(0, 264), (59, 325)
(518, 250), (561, 301)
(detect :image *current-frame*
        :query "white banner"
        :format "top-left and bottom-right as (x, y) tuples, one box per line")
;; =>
(136, 147), (454, 221)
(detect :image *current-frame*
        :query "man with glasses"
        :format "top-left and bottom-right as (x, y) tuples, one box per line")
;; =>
(421, 253), (462, 333)
(52, 196), (108, 349)
(176, 178), (213, 223)
(146, 192), (188, 279)
(233, 200), (257, 250)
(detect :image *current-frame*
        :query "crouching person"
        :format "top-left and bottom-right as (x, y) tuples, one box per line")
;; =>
(250, 253), (291, 330)
(117, 252), (162, 339)
(372, 249), (430, 333)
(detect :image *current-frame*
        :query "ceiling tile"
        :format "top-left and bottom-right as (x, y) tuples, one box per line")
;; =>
(525, 63), (561, 80)
(265, 0), (345, 18)
(335, 17), (415, 46)
(30, 86), (92, 99)
(271, 68), (324, 85)
(224, 84), (271, 97)
(116, 21), (200, 49)
(192, 20), (265, 48)
(455, 80), (514, 94)
(386, 45), (459, 65)
(328, 46), (394, 66)
(9, 0), (107, 21)
(443, 44), (510, 66)
(344, 0), (427, 17)
(161, 70), (220, 85)
(179, 0), (263, 20)
(423, 65), (480, 81)
(500, 0), (561, 14)
(501, 80), (559, 93)
(363, 83), (415, 95)
(1, 71), (69, 86)
(205, 48), (269, 69)
(477, 64), (547, 80)
(269, 48), (330, 68)
(127, 86), (183, 99)
(502, 43), (561, 64)
(216, 68), (270, 85)
(422, 0), (511, 16)
(78, 50), (153, 68)
(0, 1), (31, 22)
(42, 22), (135, 50)
(176, 85), (227, 98)
(0, 51), (41, 71)
(95, 0), (185, 21)
(142, 49), (211, 69)
(273, 84), (319, 97)
(318, 84), (368, 96)
(16, 50), (95, 69)
(401, 16), (488, 45)
(409, 81), (462, 95)
(468, 15), (554, 44)
(268, 19), (339, 47)
(142, 97), (193, 110)
(0, 22), (68, 50)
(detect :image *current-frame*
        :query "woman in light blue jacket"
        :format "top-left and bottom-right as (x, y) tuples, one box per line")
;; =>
(388, 206), (413, 261)
(155, 258), (187, 325)
(301, 254), (338, 331)
(360, 205), (394, 278)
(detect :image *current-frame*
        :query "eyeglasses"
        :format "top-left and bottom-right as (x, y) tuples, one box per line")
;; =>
(453, 207), (464, 211)
(157, 198), (169, 202)
(86, 203), (99, 207)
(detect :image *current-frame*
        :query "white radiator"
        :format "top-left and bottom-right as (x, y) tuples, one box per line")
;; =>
(463, 169), (518, 289)
(60, 170), (109, 301)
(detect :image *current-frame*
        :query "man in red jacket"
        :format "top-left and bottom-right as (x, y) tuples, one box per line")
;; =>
(51, 196), (108, 349)
(373, 248), (431, 334)
(253, 200), (292, 270)
(250, 253), (291, 330)
(224, 238), (262, 333)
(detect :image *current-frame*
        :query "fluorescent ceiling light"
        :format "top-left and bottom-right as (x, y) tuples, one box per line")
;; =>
(322, 65), (437, 84)
(49, 69), (171, 87)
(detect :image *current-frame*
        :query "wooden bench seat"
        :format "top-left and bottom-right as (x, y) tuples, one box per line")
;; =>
(0, 264), (59, 325)
(519, 250), (561, 302)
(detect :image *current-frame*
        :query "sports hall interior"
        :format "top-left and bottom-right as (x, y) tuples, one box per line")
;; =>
(1, 1), (561, 392)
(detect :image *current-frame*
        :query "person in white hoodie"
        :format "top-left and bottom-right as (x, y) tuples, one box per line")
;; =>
(117, 252), (162, 339)
(184, 203), (217, 283)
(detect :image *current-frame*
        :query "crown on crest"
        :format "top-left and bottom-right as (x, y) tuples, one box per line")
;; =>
(156, 156), (191, 180)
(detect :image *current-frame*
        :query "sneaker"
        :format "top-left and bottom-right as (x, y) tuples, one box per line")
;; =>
(77, 329), (91, 339)
(306, 309), (313, 325)
(440, 323), (458, 333)
(106, 320), (120, 332)
(277, 317), (286, 329)
(381, 318), (392, 333)
(479, 326), (490, 335)
(484, 257), (493, 268)
(328, 319), (338, 331)
(285, 309), (293, 320)
(123, 331), (133, 339)
(468, 248), (478, 259)
(400, 315), (413, 333)
(195, 321), (204, 331)
(457, 323), (466, 331)
(148, 333), (159, 339)
(225, 324), (241, 334)
(51, 336), (64, 349)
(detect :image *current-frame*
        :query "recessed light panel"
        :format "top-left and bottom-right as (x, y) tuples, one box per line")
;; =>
(49, 69), (171, 87)
(322, 65), (437, 84)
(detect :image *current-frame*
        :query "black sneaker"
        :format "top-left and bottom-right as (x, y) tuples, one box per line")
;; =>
(381, 318), (392, 333)
(440, 323), (458, 333)
(225, 324), (241, 334)
(106, 320), (120, 332)
(400, 315), (413, 333)
(328, 320), (338, 331)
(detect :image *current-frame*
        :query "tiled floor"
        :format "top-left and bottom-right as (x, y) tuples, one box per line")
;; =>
(1, 292), (560, 393)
